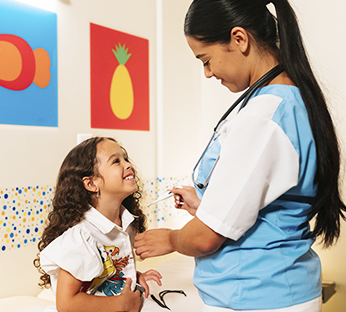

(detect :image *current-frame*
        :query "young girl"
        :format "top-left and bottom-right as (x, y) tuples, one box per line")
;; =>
(34, 137), (163, 312)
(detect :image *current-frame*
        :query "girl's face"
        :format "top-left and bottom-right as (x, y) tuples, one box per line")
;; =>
(186, 36), (250, 92)
(95, 139), (137, 202)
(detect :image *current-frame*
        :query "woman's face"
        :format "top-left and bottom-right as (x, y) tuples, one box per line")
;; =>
(186, 36), (250, 93)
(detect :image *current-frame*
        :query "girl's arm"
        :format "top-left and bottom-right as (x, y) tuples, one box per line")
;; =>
(56, 269), (141, 312)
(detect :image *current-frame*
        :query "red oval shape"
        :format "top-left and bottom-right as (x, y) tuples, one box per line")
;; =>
(0, 34), (35, 90)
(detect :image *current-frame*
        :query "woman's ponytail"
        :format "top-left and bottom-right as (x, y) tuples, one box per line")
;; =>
(273, 0), (346, 246)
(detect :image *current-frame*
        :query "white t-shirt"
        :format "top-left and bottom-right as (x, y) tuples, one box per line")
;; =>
(40, 206), (137, 296)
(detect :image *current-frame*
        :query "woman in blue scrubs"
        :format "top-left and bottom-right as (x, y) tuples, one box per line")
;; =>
(134, 0), (346, 311)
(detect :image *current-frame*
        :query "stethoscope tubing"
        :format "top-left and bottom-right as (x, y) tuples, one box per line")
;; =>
(192, 65), (284, 189)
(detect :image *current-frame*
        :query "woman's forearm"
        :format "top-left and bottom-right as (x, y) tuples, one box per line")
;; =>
(169, 217), (226, 257)
(134, 217), (226, 259)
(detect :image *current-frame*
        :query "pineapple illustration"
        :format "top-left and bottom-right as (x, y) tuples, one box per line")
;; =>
(110, 43), (134, 119)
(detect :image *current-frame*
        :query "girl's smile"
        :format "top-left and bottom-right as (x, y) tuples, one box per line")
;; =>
(124, 173), (135, 180)
(95, 139), (137, 202)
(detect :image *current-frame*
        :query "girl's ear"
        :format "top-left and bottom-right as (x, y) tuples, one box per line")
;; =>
(82, 176), (98, 193)
(229, 26), (249, 54)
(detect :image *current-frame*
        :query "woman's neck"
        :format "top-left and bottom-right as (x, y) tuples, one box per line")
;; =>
(268, 71), (295, 86)
(251, 51), (295, 87)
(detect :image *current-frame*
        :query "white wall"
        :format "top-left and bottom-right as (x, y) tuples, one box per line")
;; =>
(160, 0), (202, 178)
(0, 0), (203, 185)
(0, 0), (158, 189)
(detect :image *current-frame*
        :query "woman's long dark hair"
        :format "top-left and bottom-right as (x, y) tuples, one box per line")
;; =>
(184, 0), (346, 247)
(33, 137), (146, 287)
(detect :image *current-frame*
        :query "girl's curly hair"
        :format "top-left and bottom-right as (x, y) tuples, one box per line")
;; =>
(33, 137), (146, 288)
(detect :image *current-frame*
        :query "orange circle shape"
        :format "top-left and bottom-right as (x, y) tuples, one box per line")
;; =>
(33, 48), (51, 88)
(0, 41), (22, 81)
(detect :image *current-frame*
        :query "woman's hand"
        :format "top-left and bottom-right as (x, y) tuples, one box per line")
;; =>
(137, 270), (162, 298)
(169, 185), (201, 216)
(135, 218), (227, 259)
(134, 229), (174, 260)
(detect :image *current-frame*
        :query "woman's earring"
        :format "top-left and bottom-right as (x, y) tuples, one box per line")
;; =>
(96, 189), (99, 198)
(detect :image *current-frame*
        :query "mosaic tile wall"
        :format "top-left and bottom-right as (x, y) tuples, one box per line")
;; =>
(0, 176), (191, 252)
(141, 176), (191, 228)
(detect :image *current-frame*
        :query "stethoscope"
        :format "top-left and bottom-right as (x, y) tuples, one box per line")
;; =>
(192, 64), (284, 189)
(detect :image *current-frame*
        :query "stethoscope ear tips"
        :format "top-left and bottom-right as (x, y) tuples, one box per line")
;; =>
(197, 183), (204, 189)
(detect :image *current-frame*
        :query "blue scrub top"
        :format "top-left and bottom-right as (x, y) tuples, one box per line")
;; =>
(193, 85), (322, 310)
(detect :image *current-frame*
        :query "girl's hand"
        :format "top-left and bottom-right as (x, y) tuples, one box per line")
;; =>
(120, 278), (142, 312)
(56, 270), (141, 312)
(137, 270), (162, 298)
(169, 185), (201, 216)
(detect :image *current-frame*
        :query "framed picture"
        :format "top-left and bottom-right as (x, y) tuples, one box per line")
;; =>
(0, 0), (57, 127)
(90, 23), (149, 131)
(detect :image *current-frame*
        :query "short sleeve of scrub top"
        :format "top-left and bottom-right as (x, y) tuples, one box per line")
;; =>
(196, 93), (300, 241)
